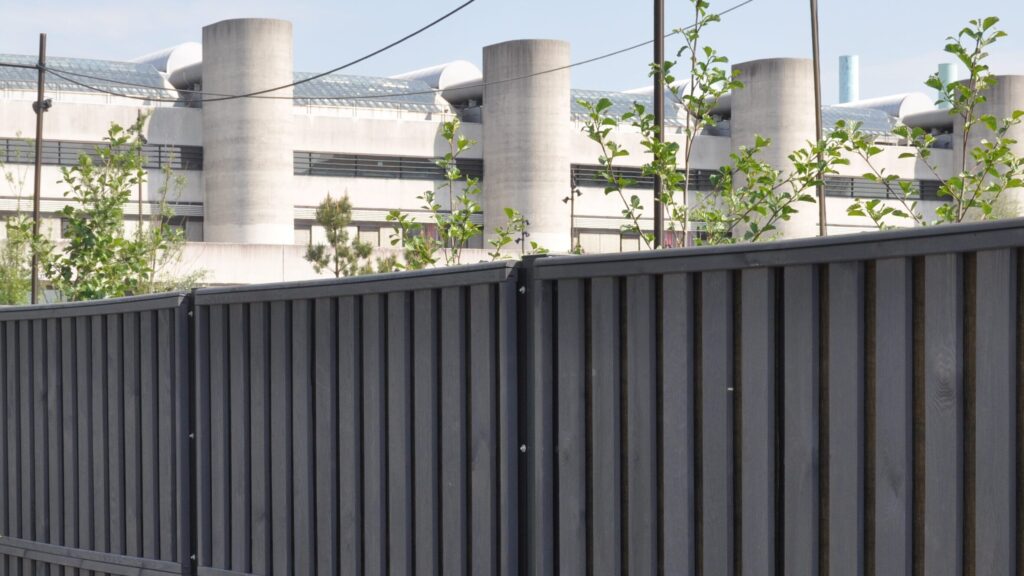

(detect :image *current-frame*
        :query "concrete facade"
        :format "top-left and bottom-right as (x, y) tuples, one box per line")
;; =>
(202, 18), (295, 244)
(1, 19), (1022, 285)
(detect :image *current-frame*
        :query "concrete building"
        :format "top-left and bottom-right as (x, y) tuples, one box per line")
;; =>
(1, 18), (1022, 284)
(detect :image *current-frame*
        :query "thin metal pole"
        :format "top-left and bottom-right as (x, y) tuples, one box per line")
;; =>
(653, 0), (665, 248)
(810, 0), (827, 237)
(30, 33), (46, 304)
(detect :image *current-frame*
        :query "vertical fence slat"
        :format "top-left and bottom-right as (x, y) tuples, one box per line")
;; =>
(249, 303), (271, 575)
(626, 275), (658, 576)
(124, 312), (141, 558)
(0, 324), (6, 576)
(19, 321), (31, 576)
(194, 305), (211, 566)
(46, 319), (62, 551)
(90, 316), (108, 554)
(590, 277), (621, 576)
(229, 303), (252, 573)
(923, 253), (963, 576)
(363, 294), (388, 576)
(33, 319), (49, 551)
(874, 258), (913, 576)
(388, 292), (414, 576)
(740, 267), (776, 576)
(20, 321), (32, 555)
(783, 265), (819, 576)
(5, 322), (19, 547)
(701, 270), (734, 576)
(292, 299), (316, 576)
(441, 287), (468, 576)
(413, 290), (440, 576)
(75, 317), (92, 557)
(269, 301), (294, 576)
(828, 262), (865, 576)
(497, 280), (519, 576)
(106, 315), (124, 556)
(0, 324), (5, 536)
(155, 309), (174, 562)
(528, 275), (555, 576)
(662, 273), (696, 575)
(338, 296), (363, 575)
(314, 297), (339, 576)
(470, 284), (499, 576)
(175, 299), (191, 571)
(208, 306), (229, 569)
(139, 312), (158, 561)
(975, 249), (1016, 575)
(556, 278), (586, 575)
(60, 317), (75, 576)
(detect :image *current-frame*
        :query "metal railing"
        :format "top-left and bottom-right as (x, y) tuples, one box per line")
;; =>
(0, 137), (203, 171)
(293, 151), (484, 181)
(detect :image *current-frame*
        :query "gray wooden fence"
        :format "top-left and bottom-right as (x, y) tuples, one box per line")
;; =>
(191, 262), (520, 576)
(520, 220), (1024, 576)
(0, 293), (192, 576)
(2, 220), (1024, 576)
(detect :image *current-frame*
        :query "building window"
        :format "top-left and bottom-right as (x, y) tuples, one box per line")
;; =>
(358, 225), (381, 247)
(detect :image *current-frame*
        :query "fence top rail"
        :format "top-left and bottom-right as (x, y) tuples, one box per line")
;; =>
(533, 218), (1024, 280)
(194, 259), (517, 305)
(0, 291), (187, 321)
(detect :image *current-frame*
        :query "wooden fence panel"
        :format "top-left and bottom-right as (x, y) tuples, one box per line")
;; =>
(0, 222), (1021, 576)
(191, 262), (519, 576)
(0, 295), (190, 576)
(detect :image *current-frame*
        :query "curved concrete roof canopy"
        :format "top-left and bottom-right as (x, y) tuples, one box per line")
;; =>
(131, 42), (202, 76)
(833, 92), (934, 119)
(391, 60), (483, 104)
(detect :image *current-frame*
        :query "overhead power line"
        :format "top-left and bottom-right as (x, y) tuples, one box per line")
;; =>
(2, 0), (755, 105)
(2, 0), (480, 104)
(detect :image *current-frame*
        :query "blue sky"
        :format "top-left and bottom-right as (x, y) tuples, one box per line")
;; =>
(2, 0), (1022, 104)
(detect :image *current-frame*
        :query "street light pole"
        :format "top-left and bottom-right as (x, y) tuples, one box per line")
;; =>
(30, 33), (47, 304)
(810, 0), (827, 237)
(653, 0), (665, 248)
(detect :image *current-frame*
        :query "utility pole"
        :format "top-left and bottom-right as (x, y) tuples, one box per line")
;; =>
(810, 0), (827, 237)
(30, 33), (48, 304)
(653, 0), (665, 248)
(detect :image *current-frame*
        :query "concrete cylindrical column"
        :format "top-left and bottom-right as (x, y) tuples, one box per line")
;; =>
(730, 58), (818, 239)
(953, 75), (1024, 216)
(483, 40), (571, 253)
(202, 18), (294, 244)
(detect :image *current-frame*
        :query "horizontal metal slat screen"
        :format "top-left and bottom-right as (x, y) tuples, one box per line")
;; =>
(0, 138), (202, 171)
(191, 262), (518, 576)
(293, 151), (484, 181)
(0, 294), (191, 576)
(823, 176), (945, 200)
(571, 164), (717, 190)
